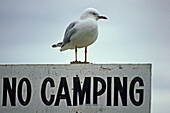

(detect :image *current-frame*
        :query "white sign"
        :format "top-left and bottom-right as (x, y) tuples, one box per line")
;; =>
(0, 64), (151, 113)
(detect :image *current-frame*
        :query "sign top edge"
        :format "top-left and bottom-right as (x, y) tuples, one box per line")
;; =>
(0, 63), (152, 66)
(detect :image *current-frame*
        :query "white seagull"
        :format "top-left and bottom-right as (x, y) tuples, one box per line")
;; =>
(52, 8), (107, 63)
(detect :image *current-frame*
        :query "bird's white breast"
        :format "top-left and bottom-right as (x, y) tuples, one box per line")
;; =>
(70, 19), (98, 48)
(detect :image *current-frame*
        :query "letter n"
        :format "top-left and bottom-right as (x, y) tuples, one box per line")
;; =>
(2, 77), (16, 106)
(114, 77), (127, 106)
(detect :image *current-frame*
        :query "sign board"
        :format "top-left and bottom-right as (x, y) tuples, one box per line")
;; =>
(0, 64), (151, 113)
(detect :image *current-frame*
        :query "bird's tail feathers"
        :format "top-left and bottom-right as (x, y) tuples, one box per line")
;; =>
(52, 42), (62, 48)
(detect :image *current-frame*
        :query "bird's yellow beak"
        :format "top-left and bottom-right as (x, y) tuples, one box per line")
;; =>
(98, 16), (107, 19)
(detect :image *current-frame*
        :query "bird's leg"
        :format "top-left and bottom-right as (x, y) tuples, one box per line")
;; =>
(75, 46), (78, 62)
(85, 47), (87, 62)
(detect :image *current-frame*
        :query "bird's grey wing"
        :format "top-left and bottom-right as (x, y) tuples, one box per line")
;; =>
(62, 21), (78, 47)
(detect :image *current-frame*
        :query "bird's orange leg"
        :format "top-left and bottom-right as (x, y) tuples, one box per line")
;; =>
(85, 47), (87, 62)
(75, 46), (78, 62)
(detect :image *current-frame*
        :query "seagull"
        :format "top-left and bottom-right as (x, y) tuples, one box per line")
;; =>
(52, 8), (107, 63)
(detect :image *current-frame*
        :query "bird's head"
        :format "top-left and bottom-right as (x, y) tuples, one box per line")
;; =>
(80, 8), (107, 21)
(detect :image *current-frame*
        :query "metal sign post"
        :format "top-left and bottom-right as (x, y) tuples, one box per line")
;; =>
(0, 64), (151, 113)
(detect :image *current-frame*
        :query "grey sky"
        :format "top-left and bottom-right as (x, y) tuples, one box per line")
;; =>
(0, 0), (170, 113)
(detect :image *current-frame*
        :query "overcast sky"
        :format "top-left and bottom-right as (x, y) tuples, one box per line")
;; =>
(0, 0), (170, 113)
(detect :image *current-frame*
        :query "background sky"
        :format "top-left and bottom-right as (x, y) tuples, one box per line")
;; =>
(0, 0), (170, 113)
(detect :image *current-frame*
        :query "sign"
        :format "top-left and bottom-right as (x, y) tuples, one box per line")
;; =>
(0, 64), (151, 113)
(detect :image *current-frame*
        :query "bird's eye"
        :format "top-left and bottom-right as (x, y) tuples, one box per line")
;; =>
(92, 12), (96, 15)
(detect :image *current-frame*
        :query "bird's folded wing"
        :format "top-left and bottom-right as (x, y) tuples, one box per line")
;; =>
(62, 21), (78, 47)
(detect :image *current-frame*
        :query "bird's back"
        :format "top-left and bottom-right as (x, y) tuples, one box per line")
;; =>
(60, 18), (98, 51)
